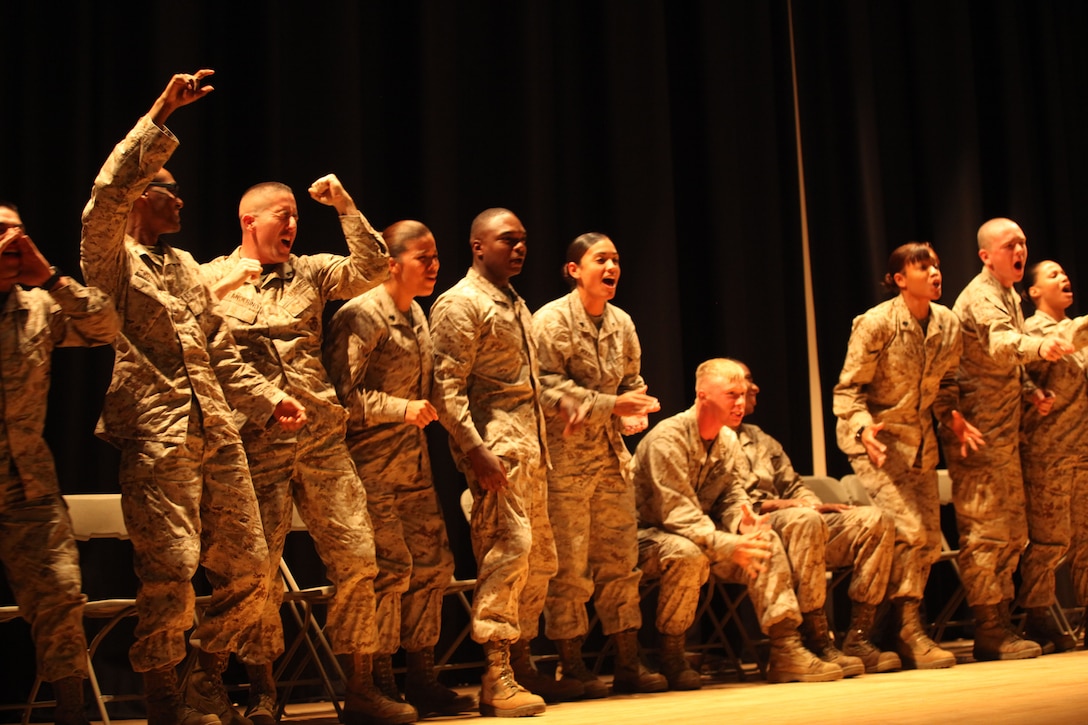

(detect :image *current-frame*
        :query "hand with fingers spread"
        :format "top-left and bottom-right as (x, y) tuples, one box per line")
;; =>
(950, 409), (985, 456)
(149, 69), (216, 126)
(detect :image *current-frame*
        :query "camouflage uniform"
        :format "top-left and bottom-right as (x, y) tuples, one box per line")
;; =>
(833, 294), (960, 601)
(937, 268), (1088, 606)
(0, 281), (118, 681)
(1020, 310), (1088, 608)
(200, 223), (389, 662)
(723, 423), (892, 612)
(323, 285), (456, 654)
(531, 290), (644, 640)
(631, 408), (801, 637)
(80, 116), (284, 671)
(429, 268), (556, 644)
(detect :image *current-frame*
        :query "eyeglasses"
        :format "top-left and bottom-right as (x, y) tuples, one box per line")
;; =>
(0, 222), (24, 234)
(146, 181), (181, 198)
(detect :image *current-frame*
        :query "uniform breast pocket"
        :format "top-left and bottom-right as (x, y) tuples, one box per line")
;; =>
(19, 325), (50, 367)
(219, 295), (260, 325)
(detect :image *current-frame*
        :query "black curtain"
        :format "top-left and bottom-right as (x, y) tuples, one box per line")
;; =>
(2, 0), (1086, 706)
(793, 0), (1088, 476)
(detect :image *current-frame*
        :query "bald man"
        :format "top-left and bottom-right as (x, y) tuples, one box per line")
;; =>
(199, 178), (411, 725)
(940, 218), (1088, 661)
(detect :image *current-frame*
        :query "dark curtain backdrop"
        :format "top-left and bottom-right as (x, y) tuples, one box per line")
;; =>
(793, 0), (1088, 475)
(1, 0), (1086, 703)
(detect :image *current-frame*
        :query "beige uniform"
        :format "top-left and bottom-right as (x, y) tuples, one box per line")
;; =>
(938, 268), (1088, 606)
(834, 294), (960, 601)
(725, 423), (892, 612)
(0, 281), (118, 682)
(324, 285), (456, 654)
(531, 290), (644, 640)
(200, 229), (389, 662)
(430, 268), (556, 644)
(631, 408), (801, 637)
(80, 116), (284, 671)
(1020, 310), (1088, 608)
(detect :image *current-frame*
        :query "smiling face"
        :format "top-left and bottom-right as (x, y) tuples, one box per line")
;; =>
(1029, 260), (1073, 319)
(240, 186), (298, 264)
(978, 218), (1027, 287)
(568, 237), (620, 309)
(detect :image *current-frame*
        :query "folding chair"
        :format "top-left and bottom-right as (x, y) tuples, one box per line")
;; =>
(271, 505), (344, 720)
(1, 494), (139, 725)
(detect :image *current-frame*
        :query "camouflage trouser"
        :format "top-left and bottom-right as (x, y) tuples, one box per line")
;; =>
(461, 455), (557, 643)
(850, 454), (940, 601)
(767, 504), (892, 612)
(238, 425), (379, 663)
(543, 466), (642, 640)
(1020, 455), (1088, 608)
(636, 527), (800, 637)
(945, 442), (1027, 606)
(358, 445), (455, 654)
(118, 428), (269, 671)
(0, 485), (88, 682)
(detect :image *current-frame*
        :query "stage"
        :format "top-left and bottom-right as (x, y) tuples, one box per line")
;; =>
(106, 641), (1088, 725)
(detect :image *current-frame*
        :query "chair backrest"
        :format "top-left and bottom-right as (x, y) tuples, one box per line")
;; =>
(63, 494), (129, 541)
(459, 488), (473, 523)
(936, 469), (954, 505)
(837, 474), (874, 506)
(802, 475), (847, 505)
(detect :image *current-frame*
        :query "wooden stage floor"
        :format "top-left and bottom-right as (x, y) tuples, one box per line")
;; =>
(107, 641), (1088, 725)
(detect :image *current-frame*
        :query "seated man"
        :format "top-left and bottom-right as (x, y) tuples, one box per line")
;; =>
(630, 358), (843, 687)
(724, 360), (898, 674)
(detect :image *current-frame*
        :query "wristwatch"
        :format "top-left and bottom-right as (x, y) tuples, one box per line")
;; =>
(40, 266), (64, 291)
(854, 425), (866, 442)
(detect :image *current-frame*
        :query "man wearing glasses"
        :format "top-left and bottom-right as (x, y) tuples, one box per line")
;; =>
(80, 70), (307, 725)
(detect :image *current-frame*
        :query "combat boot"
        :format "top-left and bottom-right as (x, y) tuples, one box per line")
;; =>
(841, 603), (901, 673)
(610, 629), (667, 694)
(1024, 607), (1077, 654)
(479, 640), (546, 718)
(800, 609), (864, 677)
(340, 653), (417, 725)
(145, 666), (221, 725)
(509, 639), (584, 702)
(971, 604), (1041, 661)
(184, 650), (251, 725)
(243, 663), (277, 725)
(893, 598), (956, 668)
(657, 633), (701, 690)
(404, 648), (476, 716)
(766, 621), (843, 683)
(52, 676), (91, 725)
(372, 654), (407, 703)
(554, 637), (609, 699)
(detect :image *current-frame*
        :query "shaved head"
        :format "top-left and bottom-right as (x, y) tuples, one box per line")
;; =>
(470, 208), (516, 243)
(977, 217), (1022, 252)
(238, 181), (294, 220)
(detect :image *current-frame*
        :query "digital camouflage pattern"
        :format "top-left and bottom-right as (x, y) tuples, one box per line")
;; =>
(200, 214), (389, 662)
(728, 424), (892, 611)
(834, 294), (960, 601)
(325, 285), (456, 654)
(80, 115), (280, 671)
(0, 281), (118, 681)
(532, 291), (644, 639)
(430, 268), (556, 643)
(630, 408), (801, 636)
(1020, 310), (1088, 608)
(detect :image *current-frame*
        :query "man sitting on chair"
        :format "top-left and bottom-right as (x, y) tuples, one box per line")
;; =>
(630, 358), (843, 688)
(723, 360), (898, 675)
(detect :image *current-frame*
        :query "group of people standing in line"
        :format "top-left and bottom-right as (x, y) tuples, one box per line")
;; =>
(1, 68), (1085, 725)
